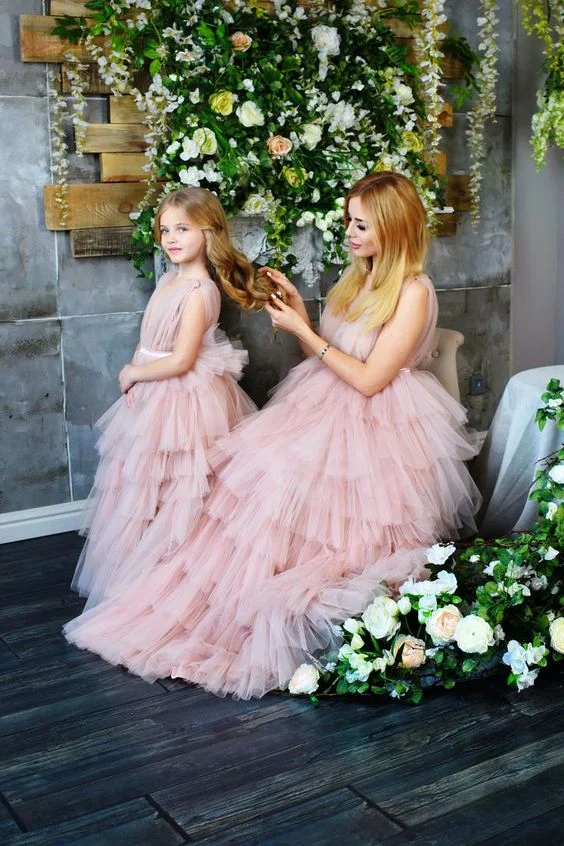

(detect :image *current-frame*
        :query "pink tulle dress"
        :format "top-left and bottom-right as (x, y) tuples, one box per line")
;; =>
(70, 272), (256, 608)
(65, 274), (481, 697)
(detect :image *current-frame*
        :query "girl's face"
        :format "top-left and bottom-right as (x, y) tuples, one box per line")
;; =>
(159, 206), (206, 266)
(345, 196), (379, 260)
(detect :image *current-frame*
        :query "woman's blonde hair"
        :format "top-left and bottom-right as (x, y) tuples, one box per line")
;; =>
(154, 188), (279, 311)
(327, 171), (428, 329)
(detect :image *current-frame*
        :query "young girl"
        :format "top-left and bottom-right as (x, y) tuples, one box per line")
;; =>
(71, 187), (272, 608)
(65, 172), (481, 696)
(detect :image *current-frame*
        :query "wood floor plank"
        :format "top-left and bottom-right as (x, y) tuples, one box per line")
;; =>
(8, 697), (388, 828)
(375, 763), (564, 845)
(0, 799), (21, 840)
(479, 804), (564, 846)
(197, 787), (401, 845)
(1, 798), (186, 846)
(146, 694), (515, 840)
(350, 688), (564, 821)
(372, 729), (564, 826)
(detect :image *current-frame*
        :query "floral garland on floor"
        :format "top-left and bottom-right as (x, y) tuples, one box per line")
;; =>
(53, 0), (461, 275)
(289, 380), (564, 704)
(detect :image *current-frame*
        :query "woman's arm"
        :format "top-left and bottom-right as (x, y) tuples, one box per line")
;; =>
(266, 280), (429, 397)
(119, 290), (207, 393)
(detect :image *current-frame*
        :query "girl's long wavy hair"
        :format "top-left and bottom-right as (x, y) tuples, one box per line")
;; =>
(327, 172), (428, 330)
(154, 188), (280, 310)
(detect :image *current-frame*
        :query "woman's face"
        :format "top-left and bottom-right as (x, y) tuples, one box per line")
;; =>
(345, 196), (379, 260)
(159, 206), (206, 266)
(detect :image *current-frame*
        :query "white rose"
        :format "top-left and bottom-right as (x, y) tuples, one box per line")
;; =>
(548, 464), (564, 484)
(433, 570), (458, 595)
(399, 578), (433, 597)
(455, 615), (495, 654)
(348, 653), (373, 681)
(288, 663), (319, 695)
(426, 543), (456, 567)
(178, 166), (201, 186)
(417, 594), (437, 623)
(493, 624), (505, 642)
(343, 618), (363, 635)
(546, 501), (558, 520)
(311, 24), (340, 56)
(549, 617), (564, 653)
(372, 657), (388, 673)
(179, 137), (200, 160)
(300, 210), (315, 225)
(530, 574), (548, 591)
(362, 596), (400, 640)
(426, 604), (462, 645)
(544, 546), (559, 560)
(337, 643), (354, 660)
(311, 188), (320, 202)
(243, 194), (269, 215)
(393, 80), (414, 105)
(301, 123), (323, 150)
(397, 596), (411, 615)
(236, 100), (265, 127)
(350, 633), (365, 650)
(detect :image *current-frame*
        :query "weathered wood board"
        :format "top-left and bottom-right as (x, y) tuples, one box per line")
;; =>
(44, 183), (160, 230)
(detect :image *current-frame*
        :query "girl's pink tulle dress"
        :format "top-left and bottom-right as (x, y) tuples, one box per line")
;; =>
(65, 275), (481, 697)
(70, 272), (256, 608)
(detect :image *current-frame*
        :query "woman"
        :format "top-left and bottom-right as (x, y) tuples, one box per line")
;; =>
(64, 172), (481, 699)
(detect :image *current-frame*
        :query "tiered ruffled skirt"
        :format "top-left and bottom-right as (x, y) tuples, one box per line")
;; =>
(70, 337), (256, 608)
(65, 358), (481, 697)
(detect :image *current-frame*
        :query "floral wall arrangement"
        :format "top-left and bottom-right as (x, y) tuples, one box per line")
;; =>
(53, 0), (472, 274)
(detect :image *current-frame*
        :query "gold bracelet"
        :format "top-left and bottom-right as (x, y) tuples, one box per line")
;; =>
(318, 343), (331, 360)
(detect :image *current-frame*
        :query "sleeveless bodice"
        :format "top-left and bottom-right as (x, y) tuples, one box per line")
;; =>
(139, 272), (220, 353)
(319, 274), (438, 365)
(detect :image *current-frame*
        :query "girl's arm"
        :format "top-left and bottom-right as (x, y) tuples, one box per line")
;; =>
(265, 280), (429, 397)
(119, 290), (207, 393)
(261, 267), (315, 357)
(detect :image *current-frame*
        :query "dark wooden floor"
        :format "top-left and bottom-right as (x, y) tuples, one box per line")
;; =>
(0, 533), (563, 846)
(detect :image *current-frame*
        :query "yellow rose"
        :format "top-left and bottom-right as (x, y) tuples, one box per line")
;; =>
(193, 127), (217, 156)
(401, 130), (424, 153)
(230, 31), (253, 52)
(373, 159), (391, 173)
(266, 135), (293, 157)
(209, 90), (234, 116)
(392, 635), (426, 669)
(282, 166), (307, 188)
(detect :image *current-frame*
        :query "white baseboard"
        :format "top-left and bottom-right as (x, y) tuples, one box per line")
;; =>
(0, 500), (86, 545)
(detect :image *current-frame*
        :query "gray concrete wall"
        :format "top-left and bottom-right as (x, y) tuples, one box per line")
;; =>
(0, 0), (513, 514)
(511, 8), (564, 372)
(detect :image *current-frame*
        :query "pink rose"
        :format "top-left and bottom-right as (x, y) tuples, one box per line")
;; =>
(266, 135), (293, 158)
(393, 635), (426, 669)
(426, 604), (462, 646)
(230, 31), (252, 52)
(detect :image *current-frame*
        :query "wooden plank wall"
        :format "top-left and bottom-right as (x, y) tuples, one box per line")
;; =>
(21, 3), (467, 257)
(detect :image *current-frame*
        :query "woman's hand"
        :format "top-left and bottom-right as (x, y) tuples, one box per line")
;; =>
(260, 267), (303, 308)
(119, 364), (137, 395)
(265, 297), (308, 338)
